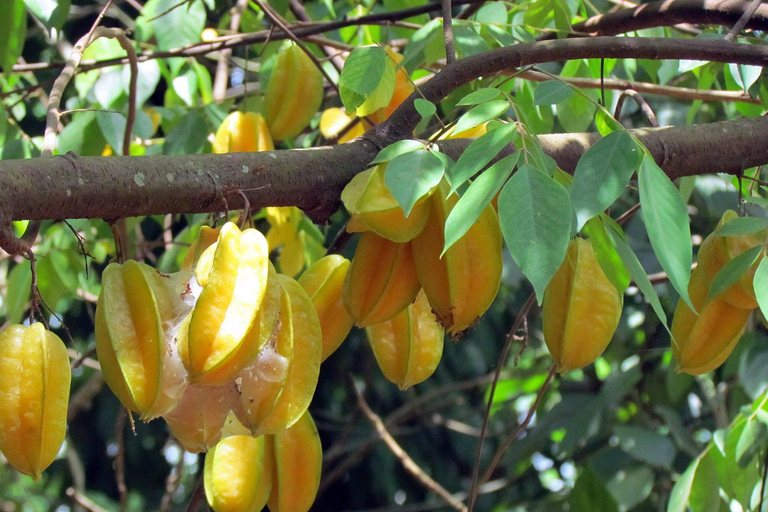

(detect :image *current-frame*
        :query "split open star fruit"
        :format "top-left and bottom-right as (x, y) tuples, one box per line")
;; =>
(182, 222), (271, 385)
(95, 260), (187, 419)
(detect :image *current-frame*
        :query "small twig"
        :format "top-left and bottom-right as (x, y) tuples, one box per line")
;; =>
(614, 90), (660, 127)
(479, 365), (557, 486)
(354, 383), (469, 512)
(67, 348), (101, 371)
(145, 0), (192, 22)
(114, 409), (128, 512)
(159, 439), (186, 512)
(442, 0), (456, 65)
(66, 436), (87, 512)
(726, 0), (764, 40)
(289, 0), (346, 72)
(253, 0), (341, 95)
(185, 472), (207, 512)
(66, 488), (111, 512)
(466, 293), (536, 511)
(213, 0), (250, 102)
(615, 203), (641, 226)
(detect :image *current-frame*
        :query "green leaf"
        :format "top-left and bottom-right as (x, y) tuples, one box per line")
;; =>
(498, 164), (572, 303)
(716, 216), (768, 237)
(0, 0), (26, 74)
(97, 112), (127, 156)
(735, 418), (766, 467)
(163, 111), (209, 155)
(372, 140), (426, 164)
(6, 260), (31, 324)
(453, 23), (491, 58)
(385, 149), (445, 216)
(23, 0), (70, 34)
(414, 99), (436, 119)
(443, 152), (519, 254)
(585, 215), (630, 296)
(449, 122), (517, 193)
(728, 63), (762, 92)
(638, 155), (693, 311)
(339, 47), (396, 117)
(754, 259), (768, 323)
(571, 131), (642, 230)
(706, 246), (762, 303)
(570, 468), (618, 512)
(608, 224), (670, 333)
(457, 88), (502, 106)
(558, 88), (598, 133)
(614, 426), (676, 468)
(452, 100), (510, 136)
(139, 0), (206, 51)
(668, 454), (720, 512)
(402, 18), (444, 72)
(533, 80), (573, 105)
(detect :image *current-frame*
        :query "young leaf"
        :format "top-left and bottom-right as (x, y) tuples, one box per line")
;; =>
(571, 131), (642, 230)
(457, 88), (502, 106)
(706, 246), (762, 304)
(608, 223), (671, 334)
(414, 99), (436, 119)
(449, 122), (517, 193)
(443, 152), (519, 254)
(385, 149), (445, 216)
(339, 47), (396, 116)
(371, 140), (425, 164)
(498, 164), (572, 303)
(452, 100), (510, 135)
(533, 80), (573, 105)
(638, 155), (693, 311)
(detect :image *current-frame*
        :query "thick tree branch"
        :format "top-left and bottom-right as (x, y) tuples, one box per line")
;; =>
(1, 116), (765, 226)
(1, 37), (767, 237)
(560, 0), (768, 38)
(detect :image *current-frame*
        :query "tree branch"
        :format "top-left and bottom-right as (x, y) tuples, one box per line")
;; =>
(0, 37), (767, 241)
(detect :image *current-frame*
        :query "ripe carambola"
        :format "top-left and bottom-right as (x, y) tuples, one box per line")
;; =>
(298, 255), (354, 361)
(671, 235), (752, 375)
(343, 231), (421, 327)
(266, 411), (323, 512)
(411, 181), (503, 335)
(541, 237), (622, 372)
(204, 435), (272, 512)
(95, 260), (164, 417)
(696, 210), (768, 309)
(240, 275), (322, 435)
(365, 290), (444, 390)
(341, 165), (432, 243)
(264, 43), (324, 140)
(213, 111), (274, 154)
(184, 222), (271, 385)
(0, 323), (71, 480)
